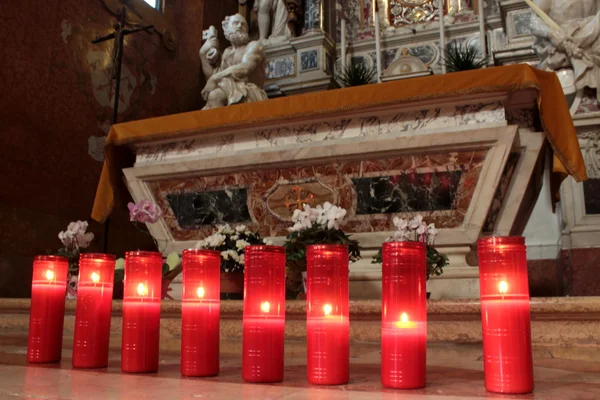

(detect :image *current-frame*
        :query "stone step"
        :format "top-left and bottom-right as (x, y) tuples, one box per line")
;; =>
(2, 297), (599, 353)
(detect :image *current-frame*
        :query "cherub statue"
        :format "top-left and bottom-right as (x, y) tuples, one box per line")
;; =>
(531, 0), (600, 99)
(199, 14), (268, 110)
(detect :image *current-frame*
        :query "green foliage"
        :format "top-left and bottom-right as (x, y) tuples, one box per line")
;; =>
(442, 42), (487, 73)
(372, 244), (449, 281)
(339, 62), (377, 87)
(198, 227), (264, 273)
(57, 247), (80, 274)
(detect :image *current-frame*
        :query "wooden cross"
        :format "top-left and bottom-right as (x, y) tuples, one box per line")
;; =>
(92, 7), (153, 125)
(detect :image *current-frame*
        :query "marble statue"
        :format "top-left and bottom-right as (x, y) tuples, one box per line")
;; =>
(239, 0), (290, 43)
(531, 0), (600, 99)
(199, 14), (268, 110)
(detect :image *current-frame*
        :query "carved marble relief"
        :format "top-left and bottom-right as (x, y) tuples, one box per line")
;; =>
(482, 153), (521, 233)
(300, 50), (319, 71)
(149, 151), (487, 240)
(136, 102), (505, 165)
(388, 0), (440, 26)
(578, 130), (600, 180)
(265, 56), (296, 79)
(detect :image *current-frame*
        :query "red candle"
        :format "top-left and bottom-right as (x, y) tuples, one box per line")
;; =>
(72, 253), (115, 368)
(121, 251), (162, 373)
(306, 244), (349, 385)
(181, 249), (221, 377)
(478, 236), (533, 394)
(381, 241), (427, 389)
(27, 256), (68, 363)
(242, 245), (286, 383)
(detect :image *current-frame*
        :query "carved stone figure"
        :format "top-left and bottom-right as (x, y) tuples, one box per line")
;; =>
(284, 0), (303, 37)
(199, 14), (268, 110)
(531, 0), (600, 99)
(251, 0), (291, 43)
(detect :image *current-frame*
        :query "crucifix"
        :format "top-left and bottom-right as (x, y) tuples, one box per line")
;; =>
(92, 7), (153, 252)
(92, 7), (153, 125)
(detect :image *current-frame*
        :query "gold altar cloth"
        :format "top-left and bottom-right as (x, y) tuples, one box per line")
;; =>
(92, 64), (587, 222)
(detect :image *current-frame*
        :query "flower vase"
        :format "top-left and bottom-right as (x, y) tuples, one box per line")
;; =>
(220, 271), (244, 300)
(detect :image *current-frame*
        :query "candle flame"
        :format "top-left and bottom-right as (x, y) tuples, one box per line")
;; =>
(498, 281), (509, 294)
(323, 304), (332, 316)
(197, 287), (205, 298)
(261, 301), (270, 313)
(45, 270), (55, 281)
(91, 272), (100, 283)
(395, 312), (416, 329)
(137, 283), (148, 296)
(401, 312), (409, 323)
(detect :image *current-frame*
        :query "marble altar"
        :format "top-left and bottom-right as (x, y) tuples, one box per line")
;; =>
(92, 65), (585, 300)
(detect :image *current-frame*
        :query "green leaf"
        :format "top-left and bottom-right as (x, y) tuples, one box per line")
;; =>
(114, 269), (125, 283)
(339, 62), (377, 87)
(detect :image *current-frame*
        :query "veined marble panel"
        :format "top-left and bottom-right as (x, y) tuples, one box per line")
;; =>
(135, 101), (505, 165)
(149, 150), (486, 241)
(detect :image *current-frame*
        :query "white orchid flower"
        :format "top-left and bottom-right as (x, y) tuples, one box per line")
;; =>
(312, 204), (328, 226)
(416, 222), (427, 236)
(427, 223), (438, 237)
(299, 211), (313, 229)
(221, 251), (230, 260)
(217, 224), (233, 235)
(303, 204), (317, 222)
(409, 215), (424, 230)
(235, 239), (250, 250)
(427, 223), (438, 244)
(326, 206), (347, 230)
(228, 250), (240, 262)
(393, 217), (408, 231)
(288, 221), (304, 232)
(292, 208), (303, 223)
(235, 224), (247, 233)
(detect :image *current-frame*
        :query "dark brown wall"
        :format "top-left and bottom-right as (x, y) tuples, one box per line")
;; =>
(0, 0), (237, 297)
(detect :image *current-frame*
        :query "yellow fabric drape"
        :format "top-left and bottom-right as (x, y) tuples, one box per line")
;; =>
(91, 64), (587, 222)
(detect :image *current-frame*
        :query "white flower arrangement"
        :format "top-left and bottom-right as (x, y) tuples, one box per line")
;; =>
(288, 202), (348, 233)
(194, 223), (265, 273)
(392, 215), (438, 245)
(284, 202), (361, 298)
(373, 214), (448, 281)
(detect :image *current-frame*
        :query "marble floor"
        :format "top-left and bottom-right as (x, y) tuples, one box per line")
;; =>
(1, 337), (600, 400)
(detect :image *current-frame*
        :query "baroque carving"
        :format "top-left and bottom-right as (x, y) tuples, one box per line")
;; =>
(199, 14), (268, 110)
(389, 0), (440, 26)
(578, 130), (600, 179)
(530, 0), (600, 99)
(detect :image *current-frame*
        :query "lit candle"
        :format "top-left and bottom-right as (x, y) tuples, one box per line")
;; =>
(181, 249), (221, 377)
(27, 256), (68, 363)
(121, 251), (163, 373)
(242, 246), (286, 383)
(478, 237), (533, 394)
(307, 244), (349, 385)
(381, 241), (427, 389)
(72, 253), (116, 368)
